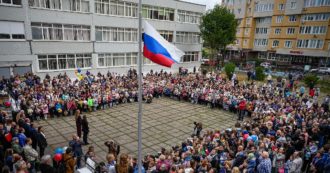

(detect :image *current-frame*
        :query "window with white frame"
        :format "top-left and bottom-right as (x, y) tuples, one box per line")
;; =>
(181, 52), (199, 62)
(284, 40), (293, 48)
(243, 39), (247, 46)
(176, 32), (200, 44)
(276, 16), (283, 23)
(254, 3), (274, 12)
(290, 1), (297, 9)
(272, 40), (279, 47)
(0, 0), (21, 6)
(304, 0), (330, 7)
(177, 10), (201, 24)
(95, 0), (138, 17)
(38, 54), (92, 71)
(288, 15), (297, 22)
(255, 17), (272, 24)
(302, 13), (330, 21)
(32, 23), (90, 41)
(278, 3), (285, 10)
(287, 27), (295, 34)
(297, 39), (324, 49)
(95, 26), (137, 42)
(236, 28), (240, 34)
(30, 0), (89, 12)
(98, 52), (137, 67)
(254, 39), (268, 47)
(274, 28), (281, 35)
(0, 21), (25, 40)
(244, 28), (250, 35)
(142, 5), (175, 21)
(159, 30), (173, 42)
(255, 27), (268, 34)
(299, 26), (327, 34)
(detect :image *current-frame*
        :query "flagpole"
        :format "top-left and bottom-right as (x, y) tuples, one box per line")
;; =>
(137, 0), (143, 173)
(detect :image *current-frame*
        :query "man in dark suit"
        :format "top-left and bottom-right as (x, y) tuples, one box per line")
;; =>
(37, 126), (47, 158)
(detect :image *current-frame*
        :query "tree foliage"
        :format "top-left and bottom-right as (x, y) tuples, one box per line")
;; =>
(255, 67), (266, 81)
(200, 5), (238, 53)
(224, 62), (236, 79)
(304, 74), (319, 89)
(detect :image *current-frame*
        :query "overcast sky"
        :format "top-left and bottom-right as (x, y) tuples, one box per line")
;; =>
(182, 0), (219, 9)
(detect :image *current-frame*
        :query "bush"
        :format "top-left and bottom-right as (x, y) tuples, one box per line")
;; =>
(224, 62), (236, 79)
(255, 67), (266, 81)
(304, 74), (319, 89)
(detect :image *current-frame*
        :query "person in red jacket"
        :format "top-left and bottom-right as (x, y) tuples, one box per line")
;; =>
(238, 99), (246, 121)
(309, 88), (315, 97)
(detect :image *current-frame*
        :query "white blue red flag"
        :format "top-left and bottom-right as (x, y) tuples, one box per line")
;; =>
(143, 21), (185, 68)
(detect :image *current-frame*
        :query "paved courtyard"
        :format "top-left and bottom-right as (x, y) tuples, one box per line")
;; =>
(37, 98), (237, 162)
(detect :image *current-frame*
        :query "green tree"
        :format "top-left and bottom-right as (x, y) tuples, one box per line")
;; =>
(303, 74), (319, 89)
(224, 62), (236, 79)
(200, 5), (238, 67)
(255, 67), (266, 81)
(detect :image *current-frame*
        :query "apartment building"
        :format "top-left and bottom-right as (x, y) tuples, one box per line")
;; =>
(222, 0), (330, 67)
(0, 0), (205, 78)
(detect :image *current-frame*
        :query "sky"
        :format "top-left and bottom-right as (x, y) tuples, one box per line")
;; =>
(182, 0), (219, 9)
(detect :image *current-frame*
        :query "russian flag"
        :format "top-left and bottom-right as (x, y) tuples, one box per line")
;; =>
(143, 21), (185, 68)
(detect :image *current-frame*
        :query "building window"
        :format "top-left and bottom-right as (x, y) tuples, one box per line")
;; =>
(32, 23), (90, 41)
(304, 0), (330, 7)
(181, 52), (199, 62)
(278, 3), (285, 10)
(272, 40), (279, 47)
(0, 0), (21, 6)
(95, 26), (137, 42)
(159, 30), (173, 42)
(95, 0), (137, 17)
(237, 8), (241, 14)
(254, 3), (274, 12)
(244, 28), (249, 35)
(274, 28), (281, 35)
(255, 17), (272, 24)
(0, 21), (25, 40)
(297, 39), (324, 49)
(176, 32), (200, 44)
(98, 53), (138, 67)
(288, 15), (297, 22)
(38, 54), (92, 71)
(302, 13), (330, 21)
(299, 26), (327, 34)
(177, 10), (201, 24)
(276, 16), (283, 23)
(30, 0), (89, 12)
(254, 39), (268, 47)
(255, 27), (268, 34)
(287, 27), (295, 34)
(243, 39), (247, 46)
(284, 40), (292, 48)
(290, 1), (297, 9)
(142, 5), (175, 21)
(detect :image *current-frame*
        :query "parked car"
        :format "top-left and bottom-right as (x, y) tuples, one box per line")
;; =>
(310, 67), (330, 74)
(260, 62), (271, 69)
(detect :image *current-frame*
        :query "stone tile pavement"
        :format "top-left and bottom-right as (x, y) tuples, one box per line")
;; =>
(35, 98), (238, 162)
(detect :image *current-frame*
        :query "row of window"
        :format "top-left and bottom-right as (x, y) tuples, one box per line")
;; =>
(254, 39), (268, 47)
(297, 39), (324, 49)
(29, 0), (89, 13)
(31, 23), (90, 41)
(181, 52), (199, 62)
(299, 26), (327, 34)
(95, 0), (137, 17)
(302, 13), (330, 21)
(304, 0), (330, 7)
(255, 17), (271, 25)
(254, 3), (274, 12)
(38, 54), (92, 71)
(176, 32), (200, 44)
(0, 21), (25, 40)
(98, 53), (139, 67)
(0, 0), (21, 6)
(95, 26), (138, 42)
(271, 40), (293, 48)
(255, 28), (268, 34)
(177, 10), (201, 24)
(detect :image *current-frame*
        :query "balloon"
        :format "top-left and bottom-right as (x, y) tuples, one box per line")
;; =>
(62, 146), (68, 154)
(243, 134), (249, 140)
(77, 68), (81, 73)
(247, 136), (252, 141)
(57, 109), (62, 113)
(55, 147), (63, 154)
(54, 153), (62, 162)
(4, 101), (11, 107)
(251, 135), (258, 142)
(5, 133), (12, 142)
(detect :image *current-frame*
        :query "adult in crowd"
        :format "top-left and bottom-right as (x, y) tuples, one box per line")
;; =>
(82, 115), (89, 145)
(75, 110), (82, 139)
(39, 154), (55, 173)
(69, 134), (83, 169)
(37, 126), (47, 158)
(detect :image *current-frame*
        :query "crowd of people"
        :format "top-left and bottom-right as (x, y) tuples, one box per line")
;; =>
(0, 68), (329, 173)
